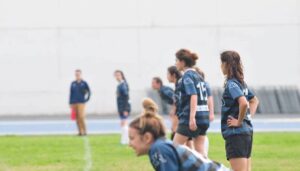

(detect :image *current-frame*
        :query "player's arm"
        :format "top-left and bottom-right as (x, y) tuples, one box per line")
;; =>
(227, 81), (247, 127)
(228, 96), (248, 127)
(207, 96), (214, 122)
(206, 83), (214, 122)
(189, 95), (198, 130)
(183, 77), (198, 131)
(237, 96), (248, 125)
(85, 82), (91, 102)
(249, 96), (259, 117)
(69, 83), (73, 106)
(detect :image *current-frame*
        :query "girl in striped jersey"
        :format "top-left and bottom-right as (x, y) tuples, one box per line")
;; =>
(128, 98), (229, 171)
(167, 66), (194, 149)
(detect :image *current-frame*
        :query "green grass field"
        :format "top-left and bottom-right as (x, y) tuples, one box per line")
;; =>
(0, 132), (299, 171)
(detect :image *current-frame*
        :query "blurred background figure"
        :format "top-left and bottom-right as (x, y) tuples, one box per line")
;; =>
(167, 66), (194, 149)
(69, 69), (91, 136)
(114, 70), (131, 145)
(151, 77), (174, 115)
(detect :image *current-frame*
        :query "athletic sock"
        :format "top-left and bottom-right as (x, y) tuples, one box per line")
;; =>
(123, 125), (129, 144)
(121, 126), (129, 145)
(204, 136), (209, 157)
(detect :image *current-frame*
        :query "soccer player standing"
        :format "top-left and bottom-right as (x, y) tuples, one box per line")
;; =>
(194, 67), (215, 156)
(220, 51), (259, 171)
(173, 49), (210, 157)
(114, 70), (131, 145)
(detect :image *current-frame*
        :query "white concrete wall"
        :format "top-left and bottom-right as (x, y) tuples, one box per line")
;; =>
(0, 0), (299, 115)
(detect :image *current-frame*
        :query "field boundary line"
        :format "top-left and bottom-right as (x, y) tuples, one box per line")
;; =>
(83, 136), (92, 171)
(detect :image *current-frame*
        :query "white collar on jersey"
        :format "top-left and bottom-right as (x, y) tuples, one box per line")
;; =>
(183, 68), (195, 73)
(119, 80), (125, 84)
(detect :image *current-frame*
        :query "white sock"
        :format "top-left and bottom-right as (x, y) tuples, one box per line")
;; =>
(204, 136), (209, 157)
(121, 125), (129, 145)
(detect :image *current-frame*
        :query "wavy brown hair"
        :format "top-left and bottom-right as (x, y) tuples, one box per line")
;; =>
(220, 51), (245, 85)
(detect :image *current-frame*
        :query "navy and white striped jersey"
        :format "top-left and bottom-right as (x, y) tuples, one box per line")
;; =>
(149, 138), (229, 171)
(221, 78), (255, 139)
(116, 81), (131, 113)
(177, 69), (209, 126)
(159, 85), (175, 105)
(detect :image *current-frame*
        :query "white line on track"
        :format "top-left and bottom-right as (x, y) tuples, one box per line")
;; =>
(83, 137), (92, 171)
(1, 118), (300, 125)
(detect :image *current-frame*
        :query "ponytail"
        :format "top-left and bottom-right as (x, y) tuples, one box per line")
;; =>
(176, 49), (199, 67)
(130, 98), (166, 140)
(194, 67), (205, 80)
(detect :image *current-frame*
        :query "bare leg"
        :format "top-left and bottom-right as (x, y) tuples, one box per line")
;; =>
(193, 136), (206, 157)
(247, 158), (252, 171)
(121, 119), (127, 127)
(229, 158), (248, 171)
(185, 140), (194, 149)
(170, 114), (179, 133)
(173, 133), (189, 145)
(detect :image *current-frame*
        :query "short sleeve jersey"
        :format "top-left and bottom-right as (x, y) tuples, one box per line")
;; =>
(177, 69), (209, 126)
(221, 78), (255, 138)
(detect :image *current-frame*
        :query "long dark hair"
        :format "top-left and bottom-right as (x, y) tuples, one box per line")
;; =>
(167, 66), (182, 80)
(194, 67), (205, 81)
(115, 70), (129, 90)
(220, 51), (245, 85)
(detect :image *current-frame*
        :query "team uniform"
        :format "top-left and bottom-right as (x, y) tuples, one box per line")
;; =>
(149, 138), (229, 171)
(159, 85), (175, 105)
(176, 69), (210, 138)
(159, 85), (178, 140)
(221, 78), (255, 160)
(204, 82), (212, 156)
(174, 79), (182, 116)
(205, 82), (212, 98)
(116, 81), (131, 120)
(170, 78), (186, 140)
(159, 85), (175, 115)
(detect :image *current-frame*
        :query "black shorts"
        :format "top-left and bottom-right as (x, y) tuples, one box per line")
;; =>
(225, 134), (253, 160)
(171, 131), (192, 141)
(176, 124), (208, 138)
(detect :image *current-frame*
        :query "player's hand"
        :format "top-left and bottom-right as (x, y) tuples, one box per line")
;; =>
(227, 116), (242, 127)
(124, 111), (129, 117)
(189, 118), (197, 131)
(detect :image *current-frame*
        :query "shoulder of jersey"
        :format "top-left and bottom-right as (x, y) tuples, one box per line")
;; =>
(227, 79), (240, 89)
